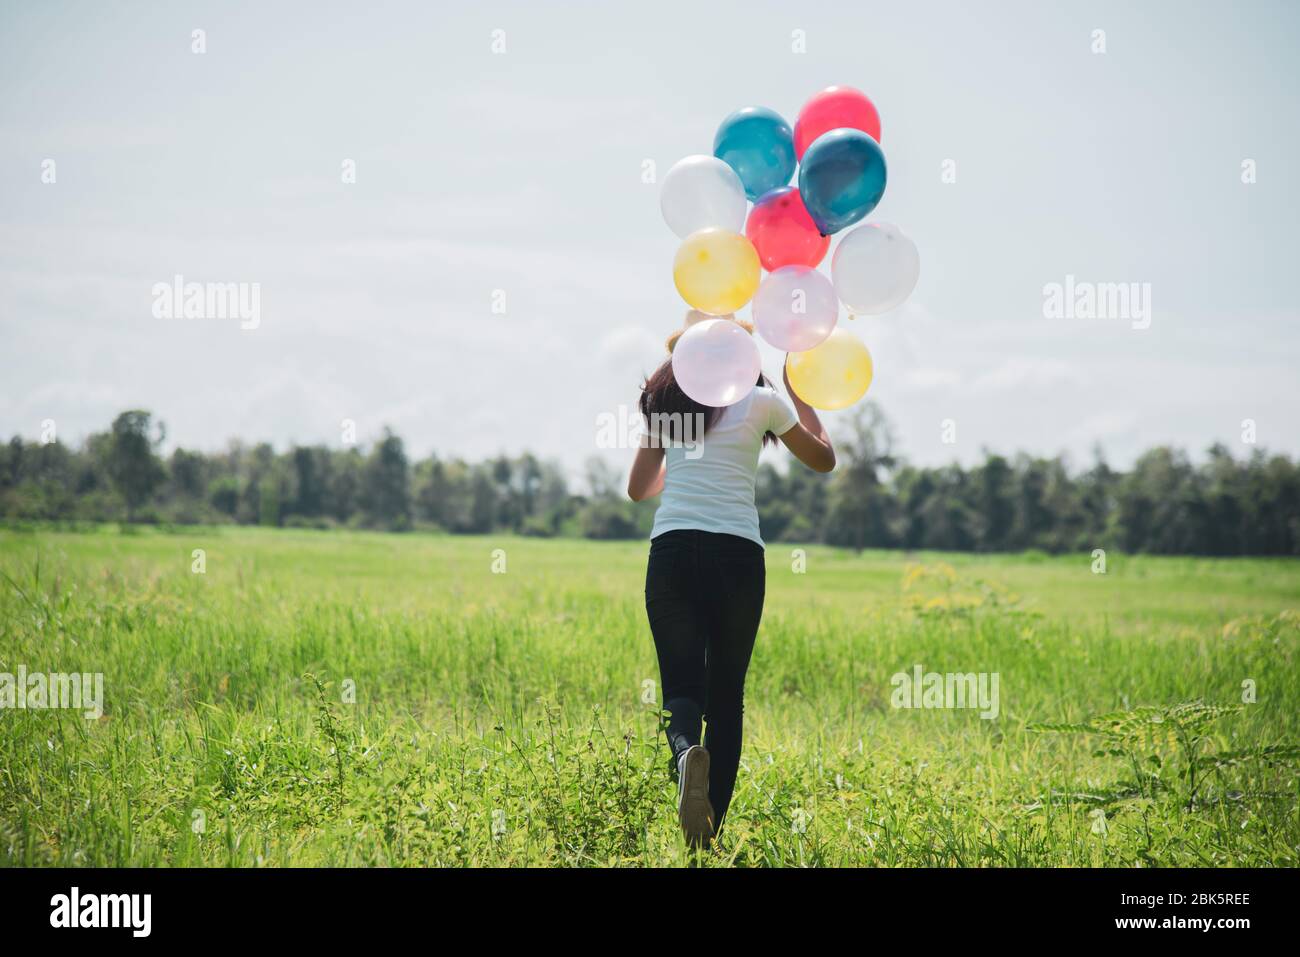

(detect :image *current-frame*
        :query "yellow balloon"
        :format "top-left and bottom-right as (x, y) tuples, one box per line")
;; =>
(785, 329), (873, 410)
(672, 228), (761, 316)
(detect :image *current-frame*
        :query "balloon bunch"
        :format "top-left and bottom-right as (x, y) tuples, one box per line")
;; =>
(660, 86), (920, 411)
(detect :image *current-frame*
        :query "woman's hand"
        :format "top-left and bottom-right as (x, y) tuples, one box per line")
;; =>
(778, 354), (837, 473)
(627, 444), (666, 501)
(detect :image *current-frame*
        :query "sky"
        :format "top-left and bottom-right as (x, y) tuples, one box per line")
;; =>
(2, 0), (1298, 488)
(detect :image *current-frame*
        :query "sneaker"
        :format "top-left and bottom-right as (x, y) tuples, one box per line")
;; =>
(676, 745), (715, 849)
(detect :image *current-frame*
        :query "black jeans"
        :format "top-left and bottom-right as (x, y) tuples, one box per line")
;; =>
(644, 529), (766, 831)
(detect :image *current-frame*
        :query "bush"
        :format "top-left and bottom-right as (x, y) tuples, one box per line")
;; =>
(520, 515), (556, 538)
(579, 501), (639, 540)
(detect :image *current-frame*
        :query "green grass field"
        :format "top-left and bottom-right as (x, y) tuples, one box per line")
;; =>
(1, 526), (1298, 867)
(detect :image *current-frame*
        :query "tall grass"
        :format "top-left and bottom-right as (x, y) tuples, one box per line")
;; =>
(1, 526), (1297, 866)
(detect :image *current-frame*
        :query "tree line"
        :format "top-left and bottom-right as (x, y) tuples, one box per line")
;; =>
(2, 407), (1298, 555)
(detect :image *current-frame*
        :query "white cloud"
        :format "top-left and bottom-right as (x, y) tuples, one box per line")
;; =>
(971, 357), (1087, 394)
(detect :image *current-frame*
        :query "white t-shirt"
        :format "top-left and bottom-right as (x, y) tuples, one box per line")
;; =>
(649, 385), (799, 548)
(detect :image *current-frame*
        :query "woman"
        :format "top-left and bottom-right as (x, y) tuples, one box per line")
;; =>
(627, 316), (836, 848)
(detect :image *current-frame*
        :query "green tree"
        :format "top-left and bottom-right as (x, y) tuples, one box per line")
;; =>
(103, 411), (165, 521)
(825, 402), (897, 551)
(970, 453), (1015, 550)
(290, 446), (330, 518)
(363, 429), (411, 530)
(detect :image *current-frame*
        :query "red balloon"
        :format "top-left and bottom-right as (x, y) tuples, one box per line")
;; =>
(793, 86), (882, 160)
(745, 186), (830, 271)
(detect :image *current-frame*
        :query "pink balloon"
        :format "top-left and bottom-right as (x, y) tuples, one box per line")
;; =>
(793, 86), (882, 161)
(745, 186), (830, 271)
(752, 266), (838, 352)
(671, 319), (762, 407)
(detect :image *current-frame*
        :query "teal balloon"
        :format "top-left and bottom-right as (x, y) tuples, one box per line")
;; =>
(713, 107), (796, 201)
(798, 128), (887, 235)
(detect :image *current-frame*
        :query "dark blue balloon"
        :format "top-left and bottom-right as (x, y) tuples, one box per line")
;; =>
(713, 106), (796, 201)
(797, 128), (887, 235)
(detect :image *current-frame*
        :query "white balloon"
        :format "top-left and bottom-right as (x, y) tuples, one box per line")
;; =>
(752, 265), (838, 352)
(660, 155), (748, 239)
(671, 319), (761, 407)
(831, 222), (920, 315)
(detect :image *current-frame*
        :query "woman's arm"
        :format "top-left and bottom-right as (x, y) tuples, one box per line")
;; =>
(627, 444), (666, 501)
(779, 361), (837, 473)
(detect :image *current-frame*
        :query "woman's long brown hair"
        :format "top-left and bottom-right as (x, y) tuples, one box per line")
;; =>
(639, 359), (777, 447)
